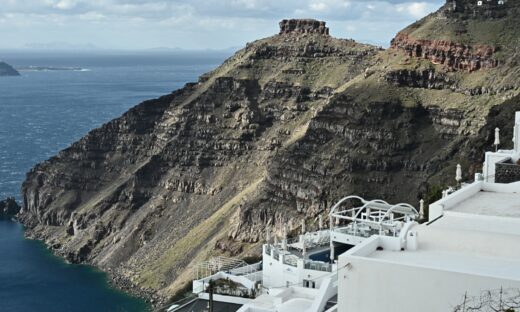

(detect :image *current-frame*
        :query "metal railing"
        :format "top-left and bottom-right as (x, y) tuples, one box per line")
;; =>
(304, 260), (332, 272)
(193, 256), (260, 281)
(283, 255), (299, 267)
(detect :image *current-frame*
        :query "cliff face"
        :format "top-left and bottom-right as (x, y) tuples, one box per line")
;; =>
(0, 62), (20, 76)
(18, 3), (520, 307)
(391, 33), (498, 72)
(391, 0), (520, 72)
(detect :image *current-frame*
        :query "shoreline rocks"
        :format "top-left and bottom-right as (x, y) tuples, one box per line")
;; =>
(0, 197), (21, 218)
(0, 62), (21, 76)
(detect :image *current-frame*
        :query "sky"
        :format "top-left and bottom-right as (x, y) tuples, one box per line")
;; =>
(0, 0), (445, 50)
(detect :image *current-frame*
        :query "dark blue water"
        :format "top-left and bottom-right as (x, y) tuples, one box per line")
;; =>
(0, 51), (229, 311)
(0, 219), (149, 312)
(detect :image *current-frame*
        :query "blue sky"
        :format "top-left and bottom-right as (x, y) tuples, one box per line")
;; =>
(0, 0), (444, 50)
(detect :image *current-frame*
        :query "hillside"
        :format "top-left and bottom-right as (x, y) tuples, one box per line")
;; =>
(18, 3), (520, 308)
(0, 61), (20, 76)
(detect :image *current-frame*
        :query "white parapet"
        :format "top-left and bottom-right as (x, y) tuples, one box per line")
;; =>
(514, 112), (520, 158)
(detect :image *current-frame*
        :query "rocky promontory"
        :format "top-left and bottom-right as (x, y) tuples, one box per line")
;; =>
(0, 198), (21, 218)
(0, 61), (20, 76)
(279, 19), (329, 36)
(18, 3), (520, 308)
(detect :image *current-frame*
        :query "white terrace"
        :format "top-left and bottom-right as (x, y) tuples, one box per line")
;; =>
(328, 196), (419, 258)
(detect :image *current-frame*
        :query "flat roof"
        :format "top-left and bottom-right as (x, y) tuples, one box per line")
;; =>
(172, 299), (242, 312)
(361, 212), (520, 280)
(369, 248), (520, 281)
(449, 191), (520, 218)
(242, 288), (318, 311)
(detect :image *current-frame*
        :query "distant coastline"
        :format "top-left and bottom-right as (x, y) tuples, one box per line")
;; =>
(16, 66), (90, 72)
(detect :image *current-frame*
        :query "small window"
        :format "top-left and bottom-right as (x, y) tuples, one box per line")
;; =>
(303, 280), (316, 288)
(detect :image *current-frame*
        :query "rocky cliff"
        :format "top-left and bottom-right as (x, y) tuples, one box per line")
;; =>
(0, 198), (21, 218)
(392, 0), (520, 72)
(18, 1), (520, 308)
(0, 61), (20, 76)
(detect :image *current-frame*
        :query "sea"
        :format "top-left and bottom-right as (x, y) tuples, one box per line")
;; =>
(0, 50), (230, 312)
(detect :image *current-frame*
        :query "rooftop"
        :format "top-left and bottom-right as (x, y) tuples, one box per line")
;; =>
(348, 187), (520, 281)
(170, 298), (242, 312)
(449, 190), (520, 218)
(238, 287), (319, 312)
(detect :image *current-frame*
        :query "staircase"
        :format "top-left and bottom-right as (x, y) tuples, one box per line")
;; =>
(323, 295), (338, 311)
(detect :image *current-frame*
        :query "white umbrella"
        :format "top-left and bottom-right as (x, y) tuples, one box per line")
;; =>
(456, 164), (462, 183)
(282, 224), (287, 250)
(494, 127), (500, 152)
(419, 199), (425, 220)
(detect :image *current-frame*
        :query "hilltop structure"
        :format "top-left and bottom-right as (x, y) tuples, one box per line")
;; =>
(446, 0), (512, 16)
(279, 19), (329, 36)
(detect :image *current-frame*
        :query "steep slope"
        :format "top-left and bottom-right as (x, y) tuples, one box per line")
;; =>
(19, 20), (379, 304)
(0, 61), (20, 76)
(231, 0), (520, 243)
(19, 2), (520, 305)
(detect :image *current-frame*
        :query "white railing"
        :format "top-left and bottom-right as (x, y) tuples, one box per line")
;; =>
(305, 260), (332, 272)
(193, 257), (260, 281)
(329, 195), (418, 239)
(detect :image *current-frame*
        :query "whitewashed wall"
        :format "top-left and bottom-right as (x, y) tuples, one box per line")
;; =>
(338, 254), (520, 312)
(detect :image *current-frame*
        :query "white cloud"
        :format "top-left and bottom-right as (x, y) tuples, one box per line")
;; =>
(310, 2), (329, 12)
(396, 2), (436, 19)
(0, 0), (444, 49)
(54, 0), (79, 10)
(78, 11), (106, 21)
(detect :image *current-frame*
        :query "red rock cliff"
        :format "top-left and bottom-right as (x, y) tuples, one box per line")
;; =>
(391, 33), (498, 72)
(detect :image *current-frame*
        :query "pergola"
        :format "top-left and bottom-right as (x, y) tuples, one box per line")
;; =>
(327, 196), (419, 260)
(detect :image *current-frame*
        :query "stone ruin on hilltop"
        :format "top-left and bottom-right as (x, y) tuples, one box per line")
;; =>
(279, 19), (329, 36)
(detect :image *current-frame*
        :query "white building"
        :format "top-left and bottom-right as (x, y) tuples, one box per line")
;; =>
(171, 112), (520, 312)
(338, 181), (520, 312)
(337, 112), (520, 312)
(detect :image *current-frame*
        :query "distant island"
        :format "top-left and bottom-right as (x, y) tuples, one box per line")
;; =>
(17, 66), (90, 72)
(0, 62), (20, 76)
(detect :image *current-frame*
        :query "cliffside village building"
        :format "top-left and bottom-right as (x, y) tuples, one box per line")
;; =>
(169, 112), (520, 312)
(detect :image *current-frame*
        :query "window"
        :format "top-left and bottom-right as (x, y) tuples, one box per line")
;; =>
(303, 280), (316, 288)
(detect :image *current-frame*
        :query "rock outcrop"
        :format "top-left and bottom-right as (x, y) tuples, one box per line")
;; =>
(279, 19), (329, 36)
(385, 68), (454, 90)
(0, 197), (21, 217)
(391, 33), (498, 72)
(0, 62), (20, 76)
